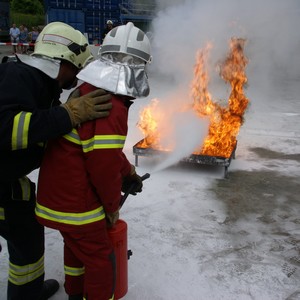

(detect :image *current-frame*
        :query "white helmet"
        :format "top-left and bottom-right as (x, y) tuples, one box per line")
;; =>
(33, 22), (93, 69)
(100, 22), (151, 63)
(106, 20), (113, 25)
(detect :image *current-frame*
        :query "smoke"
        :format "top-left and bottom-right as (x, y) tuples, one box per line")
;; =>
(133, 86), (209, 173)
(150, 0), (300, 98)
(135, 0), (300, 172)
(151, 110), (209, 173)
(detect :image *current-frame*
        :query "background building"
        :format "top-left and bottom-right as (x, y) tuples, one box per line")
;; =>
(44, 0), (155, 44)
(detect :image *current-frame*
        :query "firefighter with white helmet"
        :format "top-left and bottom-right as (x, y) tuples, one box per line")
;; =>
(0, 21), (112, 300)
(35, 22), (151, 300)
(82, 21), (152, 96)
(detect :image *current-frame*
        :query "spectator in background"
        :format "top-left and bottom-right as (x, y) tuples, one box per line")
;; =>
(29, 26), (39, 47)
(9, 23), (20, 54)
(102, 20), (113, 42)
(30, 27), (39, 43)
(19, 24), (29, 53)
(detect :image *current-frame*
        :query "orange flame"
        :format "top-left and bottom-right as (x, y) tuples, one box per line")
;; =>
(137, 98), (175, 151)
(193, 38), (249, 157)
(137, 37), (249, 158)
(137, 98), (161, 148)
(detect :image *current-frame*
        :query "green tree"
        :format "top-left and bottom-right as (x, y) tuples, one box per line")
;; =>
(11, 0), (44, 15)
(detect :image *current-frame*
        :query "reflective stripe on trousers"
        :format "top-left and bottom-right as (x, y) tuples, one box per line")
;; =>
(64, 265), (85, 277)
(8, 255), (44, 285)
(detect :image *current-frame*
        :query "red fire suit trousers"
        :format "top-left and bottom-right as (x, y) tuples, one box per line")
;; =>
(61, 227), (116, 300)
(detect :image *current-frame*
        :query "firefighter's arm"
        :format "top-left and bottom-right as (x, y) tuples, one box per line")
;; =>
(0, 74), (69, 151)
(87, 148), (124, 213)
(0, 105), (73, 151)
(83, 95), (134, 227)
(83, 103), (127, 212)
(85, 147), (125, 227)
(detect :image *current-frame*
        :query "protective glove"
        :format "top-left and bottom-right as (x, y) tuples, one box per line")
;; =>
(62, 88), (112, 127)
(106, 210), (119, 228)
(122, 165), (143, 196)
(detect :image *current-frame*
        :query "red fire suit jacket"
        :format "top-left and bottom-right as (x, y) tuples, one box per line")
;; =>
(36, 83), (132, 232)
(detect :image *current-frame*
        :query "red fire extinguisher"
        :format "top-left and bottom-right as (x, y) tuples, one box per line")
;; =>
(108, 173), (150, 299)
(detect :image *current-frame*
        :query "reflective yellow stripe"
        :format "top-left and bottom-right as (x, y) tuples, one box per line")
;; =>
(81, 135), (126, 152)
(35, 202), (105, 225)
(8, 255), (44, 285)
(18, 177), (31, 201)
(64, 265), (85, 276)
(63, 128), (81, 145)
(0, 207), (4, 220)
(63, 130), (126, 152)
(12, 112), (32, 150)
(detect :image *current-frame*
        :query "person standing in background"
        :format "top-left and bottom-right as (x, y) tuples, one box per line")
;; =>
(29, 26), (40, 51)
(102, 20), (114, 42)
(9, 23), (20, 54)
(29, 26), (39, 43)
(19, 24), (28, 53)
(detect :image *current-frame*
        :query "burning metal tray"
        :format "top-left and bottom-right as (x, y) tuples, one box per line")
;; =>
(133, 140), (237, 178)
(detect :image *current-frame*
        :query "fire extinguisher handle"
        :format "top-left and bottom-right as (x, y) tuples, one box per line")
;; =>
(120, 173), (150, 208)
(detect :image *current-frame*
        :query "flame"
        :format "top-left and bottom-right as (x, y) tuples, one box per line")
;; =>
(191, 42), (215, 117)
(137, 98), (175, 151)
(193, 38), (249, 157)
(137, 98), (161, 148)
(137, 37), (249, 158)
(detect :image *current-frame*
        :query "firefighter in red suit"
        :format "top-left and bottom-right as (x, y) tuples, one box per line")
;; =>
(0, 22), (112, 300)
(36, 22), (152, 300)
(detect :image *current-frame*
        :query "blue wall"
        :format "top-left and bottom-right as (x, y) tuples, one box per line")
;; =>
(45, 0), (121, 44)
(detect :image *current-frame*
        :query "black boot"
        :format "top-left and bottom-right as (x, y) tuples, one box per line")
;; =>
(39, 279), (60, 300)
(69, 294), (83, 300)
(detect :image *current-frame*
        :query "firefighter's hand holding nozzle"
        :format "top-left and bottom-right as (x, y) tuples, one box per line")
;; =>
(122, 165), (143, 196)
(106, 210), (119, 228)
(62, 88), (112, 127)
